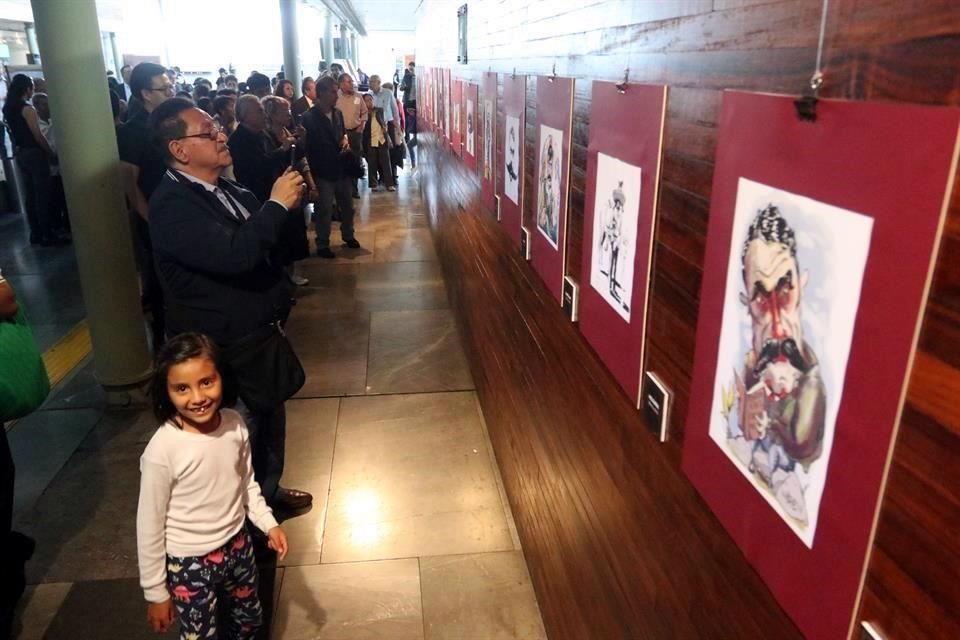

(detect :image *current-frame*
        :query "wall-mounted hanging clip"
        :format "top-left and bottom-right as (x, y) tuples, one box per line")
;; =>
(511, 67), (516, 79)
(549, 62), (557, 82)
(616, 67), (630, 94)
(794, 69), (823, 122)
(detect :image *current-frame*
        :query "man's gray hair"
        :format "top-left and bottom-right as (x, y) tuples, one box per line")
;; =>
(235, 94), (261, 122)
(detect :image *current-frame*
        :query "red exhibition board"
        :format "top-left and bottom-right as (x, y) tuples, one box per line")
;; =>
(479, 72), (497, 210)
(464, 82), (479, 173)
(444, 68), (453, 150)
(579, 81), (667, 406)
(682, 91), (960, 640)
(500, 74), (526, 249)
(452, 79), (462, 156)
(530, 75), (574, 303)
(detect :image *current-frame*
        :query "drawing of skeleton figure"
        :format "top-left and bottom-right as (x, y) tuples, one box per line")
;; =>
(599, 181), (627, 305)
(466, 99), (475, 155)
(504, 115), (520, 204)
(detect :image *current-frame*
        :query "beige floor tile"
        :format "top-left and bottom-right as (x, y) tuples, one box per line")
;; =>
(321, 393), (512, 564)
(278, 399), (340, 567)
(12, 583), (73, 640)
(297, 262), (448, 314)
(420, 551), (548, 640)
(366, 310), (474, 394)
(375, 228), (438, 263)
(274, 559), (424, 640)
(286, 311), (369, 397)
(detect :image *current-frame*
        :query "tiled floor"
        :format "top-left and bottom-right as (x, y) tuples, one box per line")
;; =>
(9, 171), (547, 639)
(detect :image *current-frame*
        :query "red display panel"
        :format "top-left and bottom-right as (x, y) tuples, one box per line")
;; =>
(500, 74), (526, 249)
(682, 91), (960, 640)
(479, 72), (497, 210)
(530, 76), (574, 303)
(464, 82), (479, 173)
(443, 68), (452, 150)
(579, 81), (667, 406)
(452, 79), (462, 156)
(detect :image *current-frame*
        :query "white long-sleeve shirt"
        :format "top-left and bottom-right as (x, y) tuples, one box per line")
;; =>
(136, 408), (278, 603)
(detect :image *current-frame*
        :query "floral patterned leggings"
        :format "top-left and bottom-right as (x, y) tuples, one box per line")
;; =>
(166, 528), (262, 640)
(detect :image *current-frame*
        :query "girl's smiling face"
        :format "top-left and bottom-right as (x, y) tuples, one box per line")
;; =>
(167, 356), (223, 432)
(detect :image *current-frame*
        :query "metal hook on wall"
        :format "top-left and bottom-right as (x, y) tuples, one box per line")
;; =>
(549, 62), (557, 82)
(511, 67), (516, 79)
(616, 67), (630, 94)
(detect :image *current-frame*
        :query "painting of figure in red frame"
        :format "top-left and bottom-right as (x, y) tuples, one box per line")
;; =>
(682, 90), (960, 640)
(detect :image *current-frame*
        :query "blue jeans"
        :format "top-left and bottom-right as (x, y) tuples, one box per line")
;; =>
(313, 177), (355, 250)
(233, 399), (286, 502)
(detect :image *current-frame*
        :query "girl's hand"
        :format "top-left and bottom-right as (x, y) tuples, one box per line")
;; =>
(267, 526), (288, 560)
(147, 599), (176, 633)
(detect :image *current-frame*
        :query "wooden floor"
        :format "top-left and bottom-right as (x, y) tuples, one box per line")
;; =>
(418, 137), (802, 639)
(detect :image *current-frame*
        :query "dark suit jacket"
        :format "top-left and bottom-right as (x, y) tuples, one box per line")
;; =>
(227, 124), (286, 204)
(291, 96), (312, 123)
(149, 170), (294, 346)
(301, 106), (346, 182)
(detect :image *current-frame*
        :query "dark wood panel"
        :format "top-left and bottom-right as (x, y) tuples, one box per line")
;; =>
(420, 139), (801, 640)
(417, 0), (960, 637)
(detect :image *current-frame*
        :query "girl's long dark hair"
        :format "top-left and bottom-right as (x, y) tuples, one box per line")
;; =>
(3, 74), (33, 120)
(150, 333), (234, 423)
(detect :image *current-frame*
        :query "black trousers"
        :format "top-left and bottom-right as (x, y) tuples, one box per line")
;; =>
(346, 130), (363, 195)
(130, 212), (166, 350)
(16, 147), (56, 241)
(365, 144), (394, 188)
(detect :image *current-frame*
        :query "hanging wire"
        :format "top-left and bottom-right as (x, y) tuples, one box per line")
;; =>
(811, 0), (829, 92)
(795, 0), (829, 120)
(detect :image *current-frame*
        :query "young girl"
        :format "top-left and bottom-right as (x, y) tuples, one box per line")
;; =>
(137, 333), (288, 638)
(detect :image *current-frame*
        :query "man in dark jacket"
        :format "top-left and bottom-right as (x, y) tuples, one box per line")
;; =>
(148, 97), (312, 513)
(301, 76), (360, 258)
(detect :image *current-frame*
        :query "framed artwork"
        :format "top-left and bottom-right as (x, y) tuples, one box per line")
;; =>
(682, 90), (960, 640)
(530, 75), (574, 303)
(452, 78), (462, 155)
(463, 82), (479, 173)
(579, 81), (667, 406)
(480, 72), (497, 210)
(500, 74), (526, 249)
(444, 68), (452, 147)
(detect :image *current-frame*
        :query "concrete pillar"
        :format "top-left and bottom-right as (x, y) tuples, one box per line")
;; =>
(31, 0), (152, 391)
(350, 32), (358, 67)
(339, 22), (347, 60)
(279, 0), (301, 99)
(110, 31), (123, 77)
(24, 23), (39, 61)
(323, 10), (334, 69)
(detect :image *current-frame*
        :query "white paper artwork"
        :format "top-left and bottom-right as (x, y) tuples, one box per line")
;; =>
(708, 177), (873, 547)
(483, 99), (493, 173)
(466, 99), (475, 155)
(589, 153), (641, 322)
(536, 124), (563, 248)
(504, 115), (521, 204)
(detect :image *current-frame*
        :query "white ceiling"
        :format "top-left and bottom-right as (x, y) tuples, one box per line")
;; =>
(350, 0), (420, 32)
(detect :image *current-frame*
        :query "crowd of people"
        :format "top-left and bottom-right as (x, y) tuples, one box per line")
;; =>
(1, 58), (420, 639)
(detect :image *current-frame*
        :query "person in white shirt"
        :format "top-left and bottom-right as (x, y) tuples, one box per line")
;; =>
(136, 333), (288, 638)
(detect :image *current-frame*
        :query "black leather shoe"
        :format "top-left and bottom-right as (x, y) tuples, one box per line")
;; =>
(317, 248), (336, 259)
(343, 239), (361, 249)
(270, 487), (313, 511)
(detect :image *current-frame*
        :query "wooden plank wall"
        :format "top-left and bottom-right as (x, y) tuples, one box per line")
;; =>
(413, 1), (960, 637)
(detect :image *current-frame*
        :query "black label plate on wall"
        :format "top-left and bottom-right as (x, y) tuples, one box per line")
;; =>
(641, 371), (670, 442)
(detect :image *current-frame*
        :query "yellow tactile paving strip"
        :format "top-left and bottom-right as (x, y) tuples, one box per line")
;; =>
(42, 319), (92, 387)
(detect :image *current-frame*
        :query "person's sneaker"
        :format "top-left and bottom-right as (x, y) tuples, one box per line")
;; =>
(317, 248), (336, 259)
(291, 274), (309, 286)
(343, 239), (361, 249)
(386, 186), (396, 192)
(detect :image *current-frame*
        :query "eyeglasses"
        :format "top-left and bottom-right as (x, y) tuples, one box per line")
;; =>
(175, 125), (224, 141)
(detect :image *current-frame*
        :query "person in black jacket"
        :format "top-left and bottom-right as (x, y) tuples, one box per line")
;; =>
(301, 76), (361, 259)
(148, 97), (313, 513)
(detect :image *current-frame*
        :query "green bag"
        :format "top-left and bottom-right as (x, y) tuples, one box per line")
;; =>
(0, 306), (50, 422)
